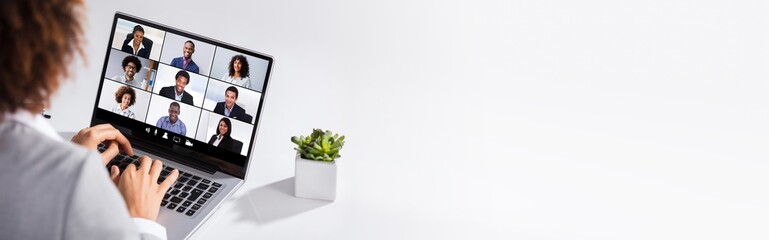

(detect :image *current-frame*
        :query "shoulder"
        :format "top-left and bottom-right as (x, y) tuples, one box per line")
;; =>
(0, 121), (138, 238)
(0, 120), (98, 188)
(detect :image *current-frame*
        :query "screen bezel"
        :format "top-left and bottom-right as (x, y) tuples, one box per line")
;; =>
(91, 12), (273, 179)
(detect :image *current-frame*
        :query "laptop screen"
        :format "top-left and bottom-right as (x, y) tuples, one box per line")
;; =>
(91, 13), (273, 178)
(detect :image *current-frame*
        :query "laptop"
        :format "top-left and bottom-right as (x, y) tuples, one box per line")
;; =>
(90, 12), (273, 239)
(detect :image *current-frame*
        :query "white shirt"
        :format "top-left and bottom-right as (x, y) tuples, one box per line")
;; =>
(174, 91), (184, 102)
(221, 74), (252, 89)
(212, 135), (223, 146)
(113, 75), (147, 90)
(111, 105), (136, 119)
(5, 110), (167, 240)
(125, 40), (145, 56)
(223, 105), (232, 116)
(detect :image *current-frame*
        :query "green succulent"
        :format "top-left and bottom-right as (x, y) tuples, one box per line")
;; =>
(291, 129), (345, 162)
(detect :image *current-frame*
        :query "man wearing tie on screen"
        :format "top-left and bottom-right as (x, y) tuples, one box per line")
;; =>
(158, 70), (194, 105)
(169, 40), (199, 74)
(213, 86), (251, 123)
(156, 102), (186, 136)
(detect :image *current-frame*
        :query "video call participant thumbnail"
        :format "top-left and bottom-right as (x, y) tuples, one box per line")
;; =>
(120, 25), (153, 58)
(113, 55), (146, 89)
(110, 85), (136, 119)
(222, 55), (252, 89)
(169, 40), (199, 74)
(158, 70), (194, 105)
(208, 117), (243, 153)
(156, 102), (186, 136)
(213, 86), (252, 123)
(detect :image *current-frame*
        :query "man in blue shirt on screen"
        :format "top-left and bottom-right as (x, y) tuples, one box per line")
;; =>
(169, 40), (200, 74)
(156, 101), (187, 136)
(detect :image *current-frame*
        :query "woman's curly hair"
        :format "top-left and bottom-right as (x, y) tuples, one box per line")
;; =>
(228, 55), (250, 78)
(0, 0), (85, 118)
(114, 86), (136, 107)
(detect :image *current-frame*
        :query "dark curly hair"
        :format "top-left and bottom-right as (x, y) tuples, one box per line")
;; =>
(175, 70), (190, 84)
(114, 85), (136, 107)
(228, 55), (250, 78)
(121, 55), (142, 71)
(0, 0), (85, 119)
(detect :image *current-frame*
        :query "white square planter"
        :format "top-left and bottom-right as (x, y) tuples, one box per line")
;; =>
(294, 154), (337, 201)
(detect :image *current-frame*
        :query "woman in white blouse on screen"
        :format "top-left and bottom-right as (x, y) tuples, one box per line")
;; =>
(221, 54), (252, 89)
(110, 85), (137, 119)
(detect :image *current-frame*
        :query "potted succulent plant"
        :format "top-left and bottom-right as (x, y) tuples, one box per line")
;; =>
(291, 129), (345, 201)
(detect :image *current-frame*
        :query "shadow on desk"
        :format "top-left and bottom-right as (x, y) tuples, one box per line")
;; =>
(237, 177), (331, 224)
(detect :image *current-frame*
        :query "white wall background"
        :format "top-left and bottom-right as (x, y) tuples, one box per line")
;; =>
(202, 80), (261, 123)
(97, 79), (152, 122)
(210, 46), (270, 93)
(158, 32), (217, 76)
(195, 111), (254, 156)
(152, 64), (208, 107)
(104, 49), (152, 85)
(110, 18), (166, 61)
(49, 0), (769, 239)
(144, 95), (202, 138)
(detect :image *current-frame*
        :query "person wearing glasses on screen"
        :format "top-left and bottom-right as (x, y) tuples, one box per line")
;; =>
(221, 55), (252, 89)
(113, 55), (146, 90)
(120, 25), (153, 58)
(213, 86), (252, 123)
(158, 70), (194, 105)
(169, 40), (199, 74)
(155, 102), (186, 136)
(111, 85), (137, 119)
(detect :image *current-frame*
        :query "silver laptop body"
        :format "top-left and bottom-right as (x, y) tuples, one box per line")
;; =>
(89, 12), (274, 239)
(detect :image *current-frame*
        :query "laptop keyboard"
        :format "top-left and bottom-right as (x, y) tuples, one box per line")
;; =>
(98, 143), (223, 217)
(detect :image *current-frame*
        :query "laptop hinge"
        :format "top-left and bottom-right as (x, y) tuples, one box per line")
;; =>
(128, 131), (219, 174)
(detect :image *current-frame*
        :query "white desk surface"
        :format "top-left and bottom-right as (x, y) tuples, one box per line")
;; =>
(46, 0), (769, 239)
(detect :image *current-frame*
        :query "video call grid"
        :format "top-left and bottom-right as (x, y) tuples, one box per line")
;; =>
(101, 19), (267, 155)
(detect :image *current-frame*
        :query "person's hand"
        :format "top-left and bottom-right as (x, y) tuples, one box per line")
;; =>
(118, 157), (179, 221)
(71, 124), (134, 165)
(109, 165), (121, 186)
